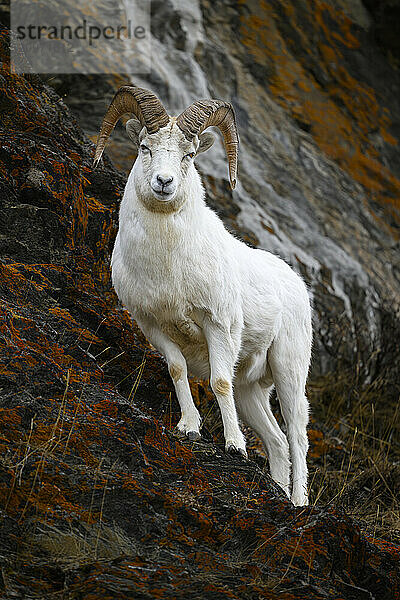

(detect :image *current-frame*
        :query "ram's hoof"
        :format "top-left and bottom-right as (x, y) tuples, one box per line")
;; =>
(226, 444), (247, 458)
(173, 427), (201, 442)
(187, 431), (201, 442)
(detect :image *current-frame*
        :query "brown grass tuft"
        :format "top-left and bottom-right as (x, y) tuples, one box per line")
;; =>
(307, 371), (400, 543)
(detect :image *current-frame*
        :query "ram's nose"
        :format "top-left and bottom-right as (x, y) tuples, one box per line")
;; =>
(151, 172), (176, 200)
(156, 174), (174, 187)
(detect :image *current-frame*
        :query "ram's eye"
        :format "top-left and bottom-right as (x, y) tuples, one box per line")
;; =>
(184, 152), (195, 160)
(140, 144), (151, 155)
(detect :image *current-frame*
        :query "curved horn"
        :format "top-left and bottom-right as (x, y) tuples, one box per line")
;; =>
(93, 85), (169, 166)
(176, 99), (239, 189)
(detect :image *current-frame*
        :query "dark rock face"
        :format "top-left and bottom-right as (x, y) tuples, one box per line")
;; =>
(0, 17), (400, 599)
(362, 0), (400, 61)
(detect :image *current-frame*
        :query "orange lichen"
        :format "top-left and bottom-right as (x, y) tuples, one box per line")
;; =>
(307, 428), (329, 459)
(238, 0), (400, 236)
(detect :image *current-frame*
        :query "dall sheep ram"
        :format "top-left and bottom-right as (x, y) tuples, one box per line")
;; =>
(94, 85), (312, 506)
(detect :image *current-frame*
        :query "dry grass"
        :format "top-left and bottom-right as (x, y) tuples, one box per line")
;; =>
(28, 521), (136, 566)
(307, 371), (400, 543)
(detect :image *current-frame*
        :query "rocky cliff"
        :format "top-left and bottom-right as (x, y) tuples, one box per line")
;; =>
(0, 0), (400, 598)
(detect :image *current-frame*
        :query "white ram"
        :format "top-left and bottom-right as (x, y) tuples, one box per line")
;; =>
(94, 85), (312, 506)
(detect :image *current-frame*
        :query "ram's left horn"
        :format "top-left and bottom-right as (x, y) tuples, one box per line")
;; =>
(93, 85), (169, 167)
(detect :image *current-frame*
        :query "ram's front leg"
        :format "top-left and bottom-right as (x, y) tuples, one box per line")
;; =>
(135, 313), (201, 440)
(203, 317), (247, 456)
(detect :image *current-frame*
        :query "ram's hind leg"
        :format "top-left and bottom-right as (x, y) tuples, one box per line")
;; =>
(235, 382), (290, 497)
(269, 338), (310, 507)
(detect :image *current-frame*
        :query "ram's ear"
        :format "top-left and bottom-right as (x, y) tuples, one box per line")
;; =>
(126, 118), (144, 147)
(196, 132), (215, 155)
